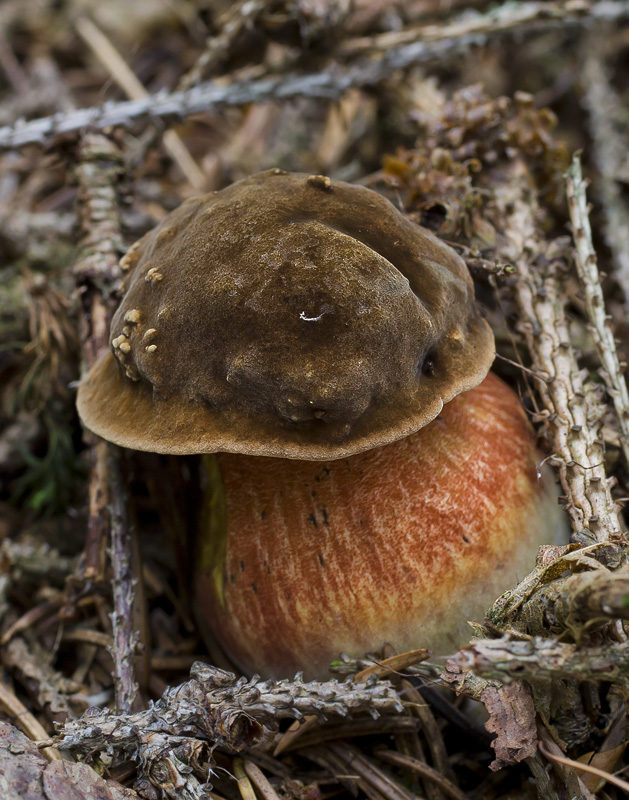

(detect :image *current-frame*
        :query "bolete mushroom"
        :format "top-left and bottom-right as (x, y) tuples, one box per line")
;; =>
(76, 169), (559, 680)
(77, 169), (495, 459)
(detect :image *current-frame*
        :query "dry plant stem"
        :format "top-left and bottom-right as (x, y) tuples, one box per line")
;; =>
(75, 16), (205, 190)
(107, 445), (139, 714)
(566, 153), (629, 468)
(537, 726), (595, 800)
(3, 0), (629, 151)
(538, 739), (629, 793)
(581, 53), (629, 302)
(375, 750), (467, 800)
(497, 159), (623, 541)
(455, 634), (629, 686)
(74, 132), (125, 582)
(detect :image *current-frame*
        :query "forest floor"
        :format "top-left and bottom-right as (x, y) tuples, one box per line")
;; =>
(1, 2), (629, 799)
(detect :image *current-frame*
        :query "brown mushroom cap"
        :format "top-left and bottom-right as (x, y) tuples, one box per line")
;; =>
(77, 169), (494, 459)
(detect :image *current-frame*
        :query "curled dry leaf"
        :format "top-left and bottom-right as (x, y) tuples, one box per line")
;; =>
(481, 682), (538, 771)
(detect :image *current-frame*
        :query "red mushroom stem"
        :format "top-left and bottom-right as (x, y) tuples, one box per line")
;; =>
(195, 373), (561, 680)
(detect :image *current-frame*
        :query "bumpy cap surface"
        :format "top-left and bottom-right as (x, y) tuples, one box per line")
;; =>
(77, 169), (494, 458)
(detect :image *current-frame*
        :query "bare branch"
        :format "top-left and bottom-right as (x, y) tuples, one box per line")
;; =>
(72, 133), (139, 712)
(581, 53), (629, 302)
(495, 159), (623, 541)
(2, 0), (629, 152)
(566, 153), (629, 469)
(455, 634), (629, 686)
(46, 663), (402, 797)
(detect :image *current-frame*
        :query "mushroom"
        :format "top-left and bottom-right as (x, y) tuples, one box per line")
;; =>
(195, 372), (560, 680)
(77, 169), (495, 459)
(76, 169), (559, 680)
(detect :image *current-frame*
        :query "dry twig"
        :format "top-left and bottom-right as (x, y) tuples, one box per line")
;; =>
(495, 159), (623, 541)
(455, 633), (629, 686)
(3, 0), (629, 152)
(581, 53), (629, 302)
(565, 153), (629, 468)
(45, 663), (402, 797)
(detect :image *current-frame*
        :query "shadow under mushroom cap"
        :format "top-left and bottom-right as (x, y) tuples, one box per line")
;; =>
(77, 169), (495, 459)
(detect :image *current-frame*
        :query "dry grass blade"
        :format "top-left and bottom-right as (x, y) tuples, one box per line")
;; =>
(273, 714), (318, 756)
(0, 682), (61, 762)
(354, 650), (430, 683)
(399, 679), (456, 786)
(538, 740), (629, 793)
(234, 757), (258, 800)
(75, 16), (205, 190)
(243, 760), (281, 800)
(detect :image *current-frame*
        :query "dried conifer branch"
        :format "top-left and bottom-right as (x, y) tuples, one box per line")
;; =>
(46, 663), (402, 796)
(3, 0), (629, 152)
(566, 154), (629, 468)
(495, 564), (629, 638)
(73, 133), (125, 583)
(495, 159), (623, 541)
(50, 663), (402, 753)
(73, 133), (139, 712)
(581, 53), (629, 302)
(487, 541), (627, 632)
(456, 634), (629, 687)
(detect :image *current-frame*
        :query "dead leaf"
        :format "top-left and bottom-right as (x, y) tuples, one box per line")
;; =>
(481, 682), (537, 771)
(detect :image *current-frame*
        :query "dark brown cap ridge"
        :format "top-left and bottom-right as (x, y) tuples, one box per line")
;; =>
(77, 169), (495, 459)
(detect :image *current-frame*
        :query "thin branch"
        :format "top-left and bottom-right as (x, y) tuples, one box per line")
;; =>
(3, 0), (629, 152)
(72, 133), (125, 584)
(496, 158), (623, 541)
(44, 663), (403, 797)
(566, 153), (629, 469)
(455, 634), (629, 686)
(107, 445), (139, 714)
(72, 133), (139, 712)
(581, 53), (629, 302)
